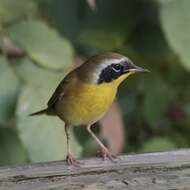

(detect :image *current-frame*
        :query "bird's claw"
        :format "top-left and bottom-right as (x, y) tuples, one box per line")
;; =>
(66, 154), (80, 166)
(97, 148), (117, 162)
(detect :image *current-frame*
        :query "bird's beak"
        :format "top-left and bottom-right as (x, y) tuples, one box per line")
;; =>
(128, 65), (150, 73)
(124, 61), (150, 73)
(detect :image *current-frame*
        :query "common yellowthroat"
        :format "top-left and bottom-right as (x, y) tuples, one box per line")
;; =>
(30, 52), (149, 165)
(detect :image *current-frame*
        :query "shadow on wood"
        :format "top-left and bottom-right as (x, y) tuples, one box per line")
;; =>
(0, 149), (190, 190)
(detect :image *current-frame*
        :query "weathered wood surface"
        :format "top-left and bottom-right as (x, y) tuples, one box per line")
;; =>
(1, 149), (190, 190)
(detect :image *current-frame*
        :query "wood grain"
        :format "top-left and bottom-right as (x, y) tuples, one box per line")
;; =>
(1, 149), (190, 190)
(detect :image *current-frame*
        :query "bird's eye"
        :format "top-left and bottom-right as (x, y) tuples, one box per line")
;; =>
(112, 64), (121, 72)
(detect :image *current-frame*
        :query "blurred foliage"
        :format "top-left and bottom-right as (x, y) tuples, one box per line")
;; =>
(0, 0), (190, 166)
(7, 20), (73, 70)
(160, 0), (190, 71)
(142, 136), (178, 152)
(0, 57), (19, 126)
(0, 127), (27, 165)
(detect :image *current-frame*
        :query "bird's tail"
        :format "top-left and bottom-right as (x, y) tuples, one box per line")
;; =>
(29, 109), (47, 116)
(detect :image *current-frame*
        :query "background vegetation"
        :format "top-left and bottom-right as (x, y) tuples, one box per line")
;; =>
(0, 0), (190, 166)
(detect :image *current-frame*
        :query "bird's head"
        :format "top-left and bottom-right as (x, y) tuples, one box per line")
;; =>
(77, 52), (149, 86)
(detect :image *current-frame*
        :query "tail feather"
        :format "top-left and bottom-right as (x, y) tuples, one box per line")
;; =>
(29, 109), (47, 116)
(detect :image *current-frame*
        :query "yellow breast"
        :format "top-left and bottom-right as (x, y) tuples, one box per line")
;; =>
(55, 73), (128, 126)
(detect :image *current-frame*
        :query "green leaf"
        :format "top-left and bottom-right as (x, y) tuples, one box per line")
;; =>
(0, 0), (36, 25)
(0, 56), (20, 125)
(79, 30), (125, 51)
(16, 85), (82, 162)
(142, 77), (171, 128)
(142, 137), (177, 152)
(13, 58), (64, 88)
(159, 0), (190, 71)
(0, 127), (27, 166)
(7, 20), (74, 70)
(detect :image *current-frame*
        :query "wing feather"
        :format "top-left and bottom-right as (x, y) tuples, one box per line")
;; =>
(47, 71), (74, 108)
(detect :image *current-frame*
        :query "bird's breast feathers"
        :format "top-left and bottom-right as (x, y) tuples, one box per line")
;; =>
(55, 78), (120, 125)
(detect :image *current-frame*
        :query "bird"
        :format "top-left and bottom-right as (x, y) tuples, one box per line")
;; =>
(30, 52), (149, 165)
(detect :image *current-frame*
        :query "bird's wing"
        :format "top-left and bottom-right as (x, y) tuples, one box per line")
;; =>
(47, 71), (74, 108)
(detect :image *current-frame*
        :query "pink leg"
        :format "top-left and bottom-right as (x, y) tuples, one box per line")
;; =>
(87, 124), (116, 162)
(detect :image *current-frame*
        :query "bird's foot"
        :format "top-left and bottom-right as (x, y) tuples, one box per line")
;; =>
(66, 154), (80, 166)
(97, 148), (117, 162)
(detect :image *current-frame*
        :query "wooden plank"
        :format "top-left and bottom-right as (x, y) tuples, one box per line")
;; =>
(0, 149), (190, 190)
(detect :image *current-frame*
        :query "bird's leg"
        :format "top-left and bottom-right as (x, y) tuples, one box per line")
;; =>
(87, 124), (115, 161)
(64, 124), (79, 166)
